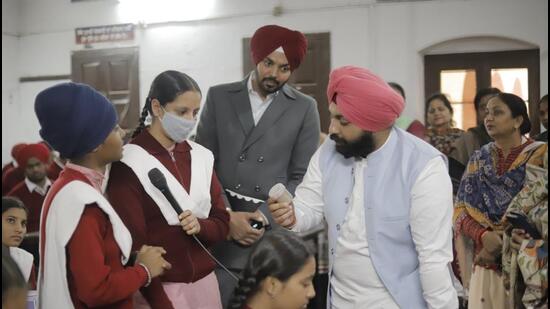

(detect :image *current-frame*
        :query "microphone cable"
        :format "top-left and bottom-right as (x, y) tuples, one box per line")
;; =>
(191, 235), (240, 282)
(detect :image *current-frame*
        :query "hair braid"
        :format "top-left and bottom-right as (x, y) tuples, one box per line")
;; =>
(131, 98), (151, 139)
(229, 273), (258, 309)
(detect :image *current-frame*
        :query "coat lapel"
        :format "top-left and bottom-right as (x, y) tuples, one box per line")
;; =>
(242, 84), (295, 150)
(228, 76), (255, 137)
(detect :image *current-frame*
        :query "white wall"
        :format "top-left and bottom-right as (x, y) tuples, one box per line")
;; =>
(2, 0), (548, 163)
(2, 0), (21, 162)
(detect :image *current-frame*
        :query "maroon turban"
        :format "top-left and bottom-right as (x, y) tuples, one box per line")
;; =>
(11, 143), (27, 160)
(250, 25), (307, 71)
(327, 66), (405, 132)
(17, 143), (50, 167)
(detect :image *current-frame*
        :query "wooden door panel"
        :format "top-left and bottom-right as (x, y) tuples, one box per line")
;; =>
(72, 47), (140, 132)
(81, 62), (103, 92)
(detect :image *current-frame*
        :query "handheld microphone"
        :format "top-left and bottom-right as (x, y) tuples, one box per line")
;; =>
(268, 183), (293, 203)
(148, 168), (183, 215)
(147, 168), (240, 282)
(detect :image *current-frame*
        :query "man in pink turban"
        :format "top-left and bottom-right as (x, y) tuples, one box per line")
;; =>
(325, 65), (405, 158)
(195, 24), (320, 308)
(270, 67), (458, 308)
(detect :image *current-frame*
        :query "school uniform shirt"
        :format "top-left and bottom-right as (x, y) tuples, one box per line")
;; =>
(7, 178), (52, 233)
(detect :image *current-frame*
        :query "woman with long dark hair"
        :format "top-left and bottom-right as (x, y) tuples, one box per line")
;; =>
(107, 70), (229, 308)
(454, 93), (547, 308)
(2, 197), (36, 289)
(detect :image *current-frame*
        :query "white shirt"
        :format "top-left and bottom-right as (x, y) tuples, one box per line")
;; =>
(24, 177), (52, 196)
(247, 73), (278, 125)
(291, 132), (457, 309)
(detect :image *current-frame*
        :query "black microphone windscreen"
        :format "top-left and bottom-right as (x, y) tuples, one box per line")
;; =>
(148, 168), (168, 189)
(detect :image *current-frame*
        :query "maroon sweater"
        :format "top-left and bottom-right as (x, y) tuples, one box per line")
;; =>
(106, 130), (230, 306)
(40, 168), (148, 309)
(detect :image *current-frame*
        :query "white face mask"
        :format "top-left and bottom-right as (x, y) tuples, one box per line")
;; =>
(160, 108), (196, 143)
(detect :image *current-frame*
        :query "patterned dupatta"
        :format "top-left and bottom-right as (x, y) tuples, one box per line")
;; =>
(454, 141), (547, 230)
(453, 141), (547, 290)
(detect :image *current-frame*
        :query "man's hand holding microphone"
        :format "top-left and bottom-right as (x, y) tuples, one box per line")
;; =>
(267, 183), (296, 229)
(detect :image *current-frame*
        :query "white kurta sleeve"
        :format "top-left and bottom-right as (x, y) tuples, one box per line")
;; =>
(410, 156), (458, 309)
(291, 148), (326, 233)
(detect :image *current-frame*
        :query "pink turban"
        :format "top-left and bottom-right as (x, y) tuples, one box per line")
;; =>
(250, 25), (308, 71)
(327, 66), (404, 132)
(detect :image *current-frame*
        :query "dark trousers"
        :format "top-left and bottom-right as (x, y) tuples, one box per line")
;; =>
(215, 267), (241, 309)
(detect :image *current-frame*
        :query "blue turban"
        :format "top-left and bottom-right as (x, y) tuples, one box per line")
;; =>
(34, 82), (118, 159)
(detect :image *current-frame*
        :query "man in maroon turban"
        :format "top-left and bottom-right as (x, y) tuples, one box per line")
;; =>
(248, 24), (307, 98)
(196, 24), (320, 308)
(6, 143), (52, 233)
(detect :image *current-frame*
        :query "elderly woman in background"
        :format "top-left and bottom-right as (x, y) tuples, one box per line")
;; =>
(425, 93), (465, 156)
(453, 93), (547, 309)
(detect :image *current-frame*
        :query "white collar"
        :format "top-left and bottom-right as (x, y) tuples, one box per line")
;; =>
(25, 177), (51, 196)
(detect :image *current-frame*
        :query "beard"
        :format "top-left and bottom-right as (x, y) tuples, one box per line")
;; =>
(27, 172), (46, 184)
(330, 131), (376, 159)
(255, 69), (286, 95)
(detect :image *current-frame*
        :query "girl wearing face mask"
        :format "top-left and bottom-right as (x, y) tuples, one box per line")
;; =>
(2, 197), (36, 290)
(107, 70), (230, 309)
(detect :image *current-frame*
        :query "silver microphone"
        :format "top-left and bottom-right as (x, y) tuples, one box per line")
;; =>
(268, 183), (293, 203)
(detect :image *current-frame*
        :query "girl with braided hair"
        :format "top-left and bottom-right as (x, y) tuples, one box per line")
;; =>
(230, 231), (316, 309)
(107, 70), (229, 308)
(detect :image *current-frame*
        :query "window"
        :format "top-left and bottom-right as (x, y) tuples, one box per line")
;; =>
(425, 49), (540, 135)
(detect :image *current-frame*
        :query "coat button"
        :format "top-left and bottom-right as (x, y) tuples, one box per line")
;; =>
(239, 154), (246, 162)
(344, 197), (349, 204)
(235, 184), (242, 190)
(336, 224), (341, 231)
(330, 248), (335, 255)
(254, 185), (261, 192)
(257, 156), (264, 163)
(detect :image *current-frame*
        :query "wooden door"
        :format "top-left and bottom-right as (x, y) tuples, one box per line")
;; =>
(72, 47), (140, 133)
